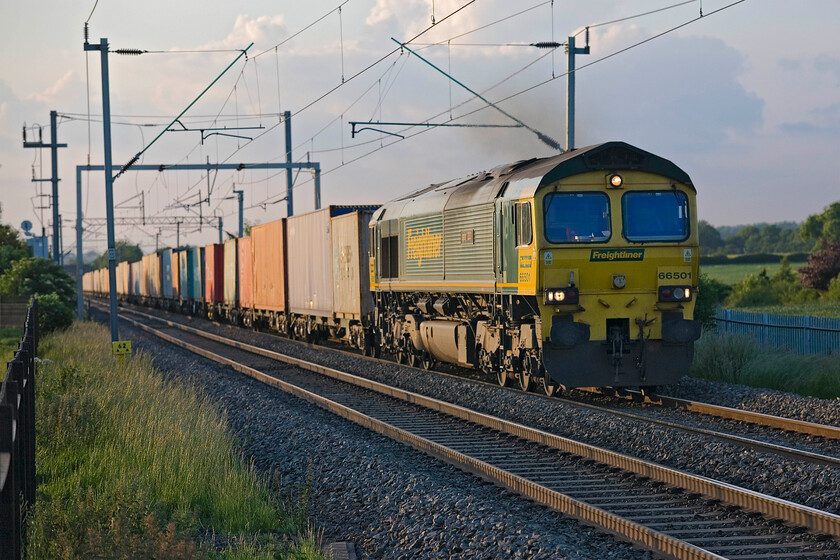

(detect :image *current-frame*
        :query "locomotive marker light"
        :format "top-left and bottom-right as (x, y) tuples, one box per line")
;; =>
(612, 274), (626, 289)
(658, 285), (692, 302)
(608, 173), (623, 188)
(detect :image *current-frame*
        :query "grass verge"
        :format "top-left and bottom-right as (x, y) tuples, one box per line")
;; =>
(690, 329), (840, 399)
(28, 321), (327, 559)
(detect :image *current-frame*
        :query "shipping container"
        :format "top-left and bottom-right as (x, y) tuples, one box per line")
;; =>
(83, 271), (93, 293)
(237, 237), (253, 309)
(331, 210), (375, 319)
(161, 249), (174, 299)
(102, 267), (110, 295)
(223, 239), (238, 306)
(171, 250), (180, 299)
(130, 261), (141, 296)
(287, 208), (334, 316)
(140, 255), (151, 296)
(251, 219), (287, 313)
(178, 250), (190, 299)
(287, 206), (378, 317)
(192, 247), (204, 301)
(204, 244), (224, 303)
(149, 252), (162, 298)
(117, 261), (130, 295)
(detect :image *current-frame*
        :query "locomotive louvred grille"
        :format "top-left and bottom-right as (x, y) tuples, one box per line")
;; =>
(585, 146), (646, 170)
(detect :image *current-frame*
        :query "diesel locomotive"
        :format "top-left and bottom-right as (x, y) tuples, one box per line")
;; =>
(370, 141), (700, 394)
(84, 141), (701, 394)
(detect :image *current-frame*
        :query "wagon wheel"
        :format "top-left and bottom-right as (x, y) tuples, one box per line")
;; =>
(396, 345), (408, 364)
(496, 367), (509, 387)
(421, 353), (435, 371)
(518, 370), (532, 392)
(408, 350), (420, 368)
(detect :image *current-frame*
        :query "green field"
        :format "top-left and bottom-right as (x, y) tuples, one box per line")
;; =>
(700, 262), (790, 285)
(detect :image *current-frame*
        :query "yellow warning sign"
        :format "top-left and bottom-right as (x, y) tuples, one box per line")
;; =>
(112, 341), (132, 355)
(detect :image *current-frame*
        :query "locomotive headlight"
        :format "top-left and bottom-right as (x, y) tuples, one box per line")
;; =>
(608, 173), (623, 188)
(545, 287), (579, 305)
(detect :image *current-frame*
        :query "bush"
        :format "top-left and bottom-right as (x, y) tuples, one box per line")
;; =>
(726, 270), (780, 307)
(695, 273), (730, 329)
(726, 259), (805, 308)
(0, 257), (75, 305)
(825, 276), (840, 302)
(799, 241), (840, 291)
(35, 293), (74, 333)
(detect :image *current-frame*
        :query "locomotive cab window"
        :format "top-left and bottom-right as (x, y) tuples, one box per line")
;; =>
(543, 192), (611, 244)
(515, 202), (533, 246)
(622, 191), (689, 242)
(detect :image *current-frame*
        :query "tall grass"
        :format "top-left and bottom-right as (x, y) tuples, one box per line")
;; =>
(0, 326), (23, 367)
(691, 330), (840, 399)
(28, 321), (325, 559)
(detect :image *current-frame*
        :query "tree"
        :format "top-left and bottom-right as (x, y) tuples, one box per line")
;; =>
(0, 203), (31, 276)
(698, 220), (723, 255)
(0, 257), (75, 305)
(801, 201), (840, 248)
(798, 241), (840, 291)
(90, 240), (143, 270)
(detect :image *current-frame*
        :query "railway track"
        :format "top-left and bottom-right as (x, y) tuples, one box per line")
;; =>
(104, 300), (840, 470)
(98, 301), (840, 559)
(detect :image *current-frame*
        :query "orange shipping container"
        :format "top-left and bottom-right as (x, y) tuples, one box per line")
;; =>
(238, 237), (253, 308)
(251, 219), (287, 312)
(171, 250), (180, 298)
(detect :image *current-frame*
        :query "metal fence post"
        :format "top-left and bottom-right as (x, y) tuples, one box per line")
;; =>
(0, 381), (21, 560)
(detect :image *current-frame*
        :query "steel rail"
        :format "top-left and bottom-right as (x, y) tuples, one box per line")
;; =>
(584, 387), (840, 441)
(115, 311), (723, 560)
(105, 303), (840, 542)
(111, 301), (840, 469)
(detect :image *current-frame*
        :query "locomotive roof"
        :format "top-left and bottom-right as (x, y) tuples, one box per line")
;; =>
(371, 141), (694, 222)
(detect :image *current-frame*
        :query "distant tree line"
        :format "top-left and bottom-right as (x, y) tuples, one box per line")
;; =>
(699, 201), (840, 312)
(699, 221), (810, 256)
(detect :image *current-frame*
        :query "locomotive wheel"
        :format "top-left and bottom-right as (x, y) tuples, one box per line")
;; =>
(408, 350), (420, 368)
(496, 368), (509, 387)
(542, 371), (560, 397)
(518, 370), (532, 392)
(396, 346), (408, 364)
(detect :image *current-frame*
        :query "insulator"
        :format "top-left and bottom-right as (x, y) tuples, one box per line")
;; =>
(114, 49), (146, 56)
(530, 41), (562, 49)
(84, 23), (89, 43)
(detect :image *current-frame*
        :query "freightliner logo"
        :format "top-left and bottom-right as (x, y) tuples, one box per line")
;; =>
(590, 249), (645, 262)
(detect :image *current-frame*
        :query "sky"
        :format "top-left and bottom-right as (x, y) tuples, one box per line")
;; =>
(1, 0), (838, 255)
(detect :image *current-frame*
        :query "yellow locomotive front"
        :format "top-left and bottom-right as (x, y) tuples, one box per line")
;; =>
(536, 160), (700, 389)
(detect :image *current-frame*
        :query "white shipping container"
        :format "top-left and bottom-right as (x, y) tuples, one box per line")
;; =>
(287, 208), (333, 316)
(331, 211), (374, 319)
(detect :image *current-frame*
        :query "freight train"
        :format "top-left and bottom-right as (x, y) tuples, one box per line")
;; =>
(84, 141), (701, 394)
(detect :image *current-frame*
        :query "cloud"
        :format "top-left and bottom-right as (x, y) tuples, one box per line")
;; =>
(201, 14), (287, 51)
(573, 28), (763, 153)
(778, 59), (801, 71)
(814, 54), (840, 86)
(780, 102), (840, 137)
(26, 71), (75, 104)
